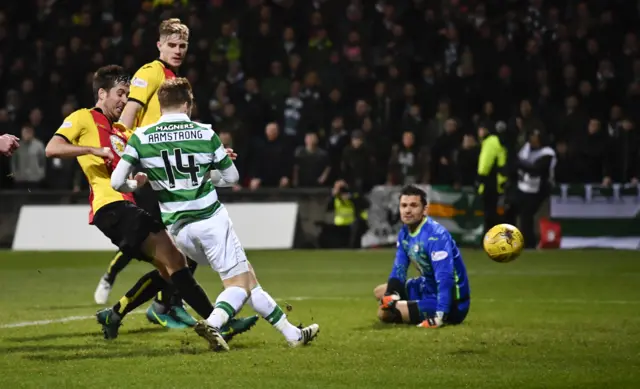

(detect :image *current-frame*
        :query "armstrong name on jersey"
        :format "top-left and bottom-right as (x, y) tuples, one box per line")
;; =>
(147, 129), (204, 143)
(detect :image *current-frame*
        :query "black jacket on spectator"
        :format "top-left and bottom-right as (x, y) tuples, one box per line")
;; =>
(250, 137), (291, 187)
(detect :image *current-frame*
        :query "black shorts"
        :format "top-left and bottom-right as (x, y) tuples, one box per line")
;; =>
(93, 200), (165, 262)
(133, 185), (162, 221)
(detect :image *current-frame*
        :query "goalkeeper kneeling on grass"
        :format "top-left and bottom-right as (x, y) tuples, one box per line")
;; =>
(373, 185), (471, 328)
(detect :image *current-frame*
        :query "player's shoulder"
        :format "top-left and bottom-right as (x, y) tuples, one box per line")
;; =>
(397, 224), (409, 241)
(131, 61), (163, 86)
(424, 218), (453, 240)
(133, 123), (154, 138)
(137, 60), (164, 72)
(191, 120), (213, 131)
(62, 108), (93, 125)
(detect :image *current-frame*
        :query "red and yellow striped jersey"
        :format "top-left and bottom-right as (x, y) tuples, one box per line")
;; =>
(55, 108), (135, 223)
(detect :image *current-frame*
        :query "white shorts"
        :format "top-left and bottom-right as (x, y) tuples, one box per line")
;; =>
(173, 206), (249, 280)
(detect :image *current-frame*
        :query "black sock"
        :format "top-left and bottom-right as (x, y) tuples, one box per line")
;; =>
(104, 251), (134, 284)
(187, 258), (198, 274)
(155, 257), (199, 309)
(112, 270), (167, 319)
(170, 267), (213, 319)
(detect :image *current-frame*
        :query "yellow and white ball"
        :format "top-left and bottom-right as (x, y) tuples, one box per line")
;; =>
(483, 224), (524, 263)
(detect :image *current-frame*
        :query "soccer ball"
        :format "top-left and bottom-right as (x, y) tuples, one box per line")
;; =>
(482, 224), (524, 263)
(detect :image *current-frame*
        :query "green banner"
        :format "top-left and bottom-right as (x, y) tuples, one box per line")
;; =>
(361, 185), (489, 248)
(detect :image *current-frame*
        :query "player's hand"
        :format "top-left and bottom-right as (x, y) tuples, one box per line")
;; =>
(133, 172), (148, 187)
(225, 148), (237, 160)
(0, 134), (19, 156)
(417, 312), (444, 328)
(93, 147), (114, 163)
(379, 293), (400, 310)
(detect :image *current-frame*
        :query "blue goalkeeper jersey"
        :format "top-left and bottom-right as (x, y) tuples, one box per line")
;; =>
(389, 217), (470, 315)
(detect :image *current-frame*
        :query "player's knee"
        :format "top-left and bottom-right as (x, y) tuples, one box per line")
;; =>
(148, 232), (187, 273)
(377, 307), (396, 323)
(373, 284), (386, 300)
(222, 271), (252, 295)
(153, 262), (171, 280)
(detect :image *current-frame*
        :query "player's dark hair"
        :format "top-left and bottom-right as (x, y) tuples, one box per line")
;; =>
(399, 185), (428, 206)
(92, 65), (130, 100)
(158, 77), (194, 110)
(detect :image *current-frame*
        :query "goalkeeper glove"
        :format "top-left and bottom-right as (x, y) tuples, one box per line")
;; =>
(379, 293), (400, 310)
(417, 311), (444, 328)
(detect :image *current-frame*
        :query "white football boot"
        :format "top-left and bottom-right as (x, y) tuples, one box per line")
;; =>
(94, 277), (112, 305)
(194, 320), (230, 352)
(288, 324), (320, 348)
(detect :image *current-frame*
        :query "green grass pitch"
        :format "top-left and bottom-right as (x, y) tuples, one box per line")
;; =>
(0, 249), (639, 388)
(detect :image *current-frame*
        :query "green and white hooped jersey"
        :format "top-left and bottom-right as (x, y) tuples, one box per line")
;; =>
(121, 113), (232, 234)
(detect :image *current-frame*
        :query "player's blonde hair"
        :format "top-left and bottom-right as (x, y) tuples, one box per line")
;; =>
(158, 77), (194, 109)
(159, 18), (189, 41)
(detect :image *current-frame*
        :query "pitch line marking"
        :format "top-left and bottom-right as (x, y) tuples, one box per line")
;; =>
(2, 297), (640, 329)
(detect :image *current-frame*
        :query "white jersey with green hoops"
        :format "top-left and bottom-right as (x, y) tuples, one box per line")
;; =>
(120, 113), (232, 234)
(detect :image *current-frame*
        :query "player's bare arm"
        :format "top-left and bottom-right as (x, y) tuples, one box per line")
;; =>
(46, 135), (113, 160)
(118, 101), (143, 130)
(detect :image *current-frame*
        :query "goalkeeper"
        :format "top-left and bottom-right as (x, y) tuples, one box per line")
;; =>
(373, 185), (471, 327)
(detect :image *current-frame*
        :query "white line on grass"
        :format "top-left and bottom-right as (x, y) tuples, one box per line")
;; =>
(2, 297), (640, 329)
(0, 310), (144, 329)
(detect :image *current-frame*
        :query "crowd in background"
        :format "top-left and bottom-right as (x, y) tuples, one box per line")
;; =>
(0, 0), (639, 192)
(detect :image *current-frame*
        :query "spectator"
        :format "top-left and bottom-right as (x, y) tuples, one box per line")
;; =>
(261, 61), (291, 112)
(326, 115), (349, 183)
(11, 125), (45, 189)
(575, 119), (608, 184)
(293, 132), (330, 188)
(341, 130), (374, 192)
(218, 129), (245, 191)
(554, 140), (575, 184)
(387, 131), (428, 185)
(605, 118), (639, 185)
(454, 134), (480, 188)
(238, 77), (267, 138)
(211, 22), (241, 65)
(430, 118), (461, 185)
(1, 0), (640, 191)
(249, 122), (291, 190)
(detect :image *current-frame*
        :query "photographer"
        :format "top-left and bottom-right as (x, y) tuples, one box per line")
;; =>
(322, 180), (369, 248)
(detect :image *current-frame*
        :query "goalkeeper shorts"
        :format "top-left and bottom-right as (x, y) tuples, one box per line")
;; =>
(405, 277), (470, 324)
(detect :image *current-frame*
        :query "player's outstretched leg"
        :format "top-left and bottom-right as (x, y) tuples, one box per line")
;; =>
(94, 251), (134, 304)
(243, 263), (319, 347)
(96, 268), (171, 339)
(247, 283), (319, 347)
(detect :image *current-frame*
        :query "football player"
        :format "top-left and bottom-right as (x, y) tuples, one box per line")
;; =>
(373, 185), (471, 327)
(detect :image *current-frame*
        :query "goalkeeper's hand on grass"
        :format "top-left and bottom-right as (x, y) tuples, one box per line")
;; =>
(379, 293), (400, 310)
